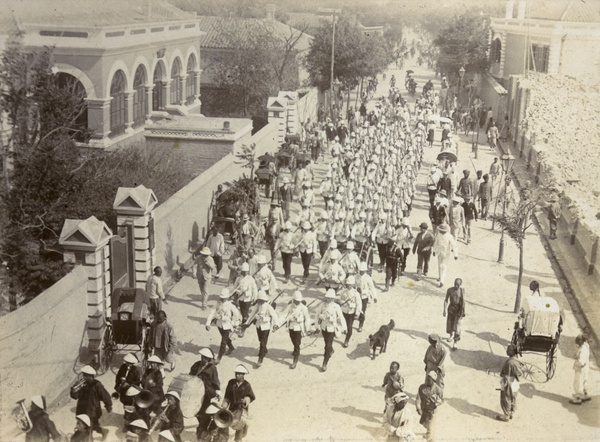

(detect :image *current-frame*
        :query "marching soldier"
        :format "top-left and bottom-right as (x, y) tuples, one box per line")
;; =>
(220, 365), (256, 442)
(152, 391), (184, 442)
(350, 212), (370, 239)
(254, 255), (278, 296)
(385, 238), (403, 291)
(371, 214), (390, 272)
(274, 221), (296, 282)
(265, 201), (283, 266)
(142, 356), (165, 415)
(279, 176), (293, 221)
(315, 289), (346, 372)
(339, 241), (361, 276)
(232, 262), (257, 323)
(275, 290), (312, 369)
(318, 249), (346, 290)
(239, 214), (258, 249)
(357, 261), (378, 332)
(70, 365), (112, 440)
(227, 244), (247, 286)
(319, 171), (334, 208)
(395, 217), (414, 276)
(26, 395), (61, 442)
(297, 220), (319, 283)
(339, 275), (362, 348)
(295, 198), (317, 227)
(315, 212), (331, 257)
(301, 181), (316, 208)
(190, 348), (221, 440)
(206, 289), (242, 363)
(243, 290), (279, 367)
(114, 353), (142, 407)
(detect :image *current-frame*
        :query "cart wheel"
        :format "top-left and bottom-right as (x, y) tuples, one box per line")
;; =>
(546, 342), (558, 380)
(99, 323), (115, 375)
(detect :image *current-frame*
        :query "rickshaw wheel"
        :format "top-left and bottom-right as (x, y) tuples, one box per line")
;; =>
(546, 342), (558, 380)
(99, 323), (115, 375)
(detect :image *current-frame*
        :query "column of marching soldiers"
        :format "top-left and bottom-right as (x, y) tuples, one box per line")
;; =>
(30, 89), (450, 442)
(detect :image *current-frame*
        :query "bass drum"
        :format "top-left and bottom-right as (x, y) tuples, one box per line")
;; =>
(168, 374), (205, 418)
(230, 408), (249, 431)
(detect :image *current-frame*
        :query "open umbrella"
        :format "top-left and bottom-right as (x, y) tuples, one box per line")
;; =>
(428, 114), (453, 124)
(258, 153), (275, 164)
(437, 152), (457, 163)
(406, 70), (414, 74)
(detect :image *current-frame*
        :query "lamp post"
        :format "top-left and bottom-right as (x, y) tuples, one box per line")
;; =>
(497, 153), (515, 263)
(458, 65), (465, 106)
(320, 8), (341, 122)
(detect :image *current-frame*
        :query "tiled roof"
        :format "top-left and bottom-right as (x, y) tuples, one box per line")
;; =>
(2, 0), (196, 29)
(197, 16), (312, 52)
(526, 0), (600, 23)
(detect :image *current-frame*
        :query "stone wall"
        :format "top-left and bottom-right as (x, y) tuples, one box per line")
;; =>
(0, 267), (88, 439)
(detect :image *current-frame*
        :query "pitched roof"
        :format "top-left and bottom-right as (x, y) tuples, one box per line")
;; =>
(3, 0), (196, 29)
(525, 0), (600, 23)
(197, 16), (312, 52)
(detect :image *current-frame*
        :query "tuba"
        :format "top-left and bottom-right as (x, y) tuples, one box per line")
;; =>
(12, 399), (33, 433)
(135, 390), (154, 409)
(211, 405), (234, 429)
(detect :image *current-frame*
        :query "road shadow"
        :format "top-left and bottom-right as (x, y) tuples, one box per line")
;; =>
(399, 328), (431, 343)
(230, 345), (292, 369)
(346, 339), (372, 361)
(465, 330), (511, 347)
(177, 339), (205, 355)
(448, 347), (506, 373)
(444, 396), (496, 419)
(356, 423), (386, 440)
(504, 265), (555, 279)
(519, 383), (600, 428)
(331, 405), (383, 423)
(186, 315), (204, 324)
(465, 299), (514, 314)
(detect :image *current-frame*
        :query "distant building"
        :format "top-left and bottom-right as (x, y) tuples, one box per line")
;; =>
(0, 0), (204, 149)
(490, 0), (600, 81)
(197, 5), (312, 117)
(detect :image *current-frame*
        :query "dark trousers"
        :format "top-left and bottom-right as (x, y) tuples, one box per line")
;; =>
(428, 189), (437, 206)
(311, 144), (320, 162)
(289, 330), (302, 357)
(256, 328), (270, 359)
(217, 327), (234, 359)
(149, 298), (162, 318)
(281, 201), (291, 220)
(343, 313), (356, 343)
(322, 330), (335, 363)
(239, 301), (251, 323)
(386, 261), (399, 288)
(213, 254), (223, 275)
(281, 252), (293, 278)
(318, 240), (329, 257)
(481, 198), (490, 219)
(358, 298), (368, 326)
(417, 250), (432, 275)
(377, 242), (388, 265)
(91, 416), (104, 434)
(400, 248), (410, 273)
(323, 196), (332, 208)
(300, 252), (313, 278)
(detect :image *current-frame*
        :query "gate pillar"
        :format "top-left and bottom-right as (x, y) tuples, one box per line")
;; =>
(113, 185), (158, 289)
(59, 216), (113, 352)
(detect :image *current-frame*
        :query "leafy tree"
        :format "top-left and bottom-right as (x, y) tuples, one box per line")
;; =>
(433, 10), (490, 80)
(492, 178), (559, 313)
(210, 18), (304, 117)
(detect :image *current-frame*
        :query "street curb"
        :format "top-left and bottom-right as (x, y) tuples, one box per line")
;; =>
(497, 139), (600, 364)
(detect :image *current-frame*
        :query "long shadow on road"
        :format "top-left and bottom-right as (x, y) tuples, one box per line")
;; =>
(444, 396), (497, 420)
(449, 347), (506, 373)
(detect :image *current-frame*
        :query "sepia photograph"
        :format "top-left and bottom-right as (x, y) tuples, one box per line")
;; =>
(0, 0), (598, 440)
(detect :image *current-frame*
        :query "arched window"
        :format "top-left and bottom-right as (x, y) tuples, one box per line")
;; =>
(153, 62), (165, 111)
(56, 73), (88, 142)
(186, 54), (197, 105)
(110, 70), (127, 135)
(170, 58), (182, 105)
(490, 38), (502, 64)
(133, 65), (147, 127)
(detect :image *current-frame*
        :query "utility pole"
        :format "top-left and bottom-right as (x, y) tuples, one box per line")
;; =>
(320, 8), (341, 122)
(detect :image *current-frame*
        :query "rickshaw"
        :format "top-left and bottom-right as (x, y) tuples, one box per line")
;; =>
(98, 287), (152, 374)
(511, 293), (563, 380)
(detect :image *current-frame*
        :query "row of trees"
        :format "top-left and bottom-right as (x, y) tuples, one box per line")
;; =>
(305, 13), (395, 96)
(0, 45), (190, 305)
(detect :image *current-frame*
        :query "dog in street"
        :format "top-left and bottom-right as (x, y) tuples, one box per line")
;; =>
(368, 319), (395, 359)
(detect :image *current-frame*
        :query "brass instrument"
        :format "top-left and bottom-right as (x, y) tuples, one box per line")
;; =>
(12, 399), (33, 433)
(71, 376), (86, 393)
(210, 404), (234, 429)
(149, 403), (172, 432)
(135, 390), (154, 409)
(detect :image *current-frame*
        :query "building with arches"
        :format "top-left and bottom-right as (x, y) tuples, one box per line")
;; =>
(1, 0), (204, 148)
